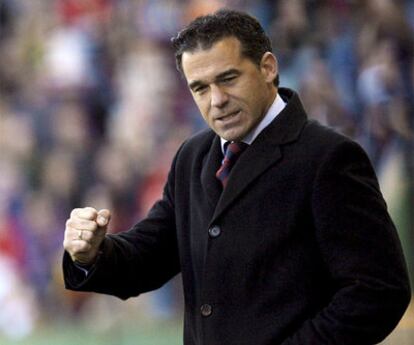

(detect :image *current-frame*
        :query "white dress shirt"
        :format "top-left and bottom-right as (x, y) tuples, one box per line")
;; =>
(220, 93), (286, 152)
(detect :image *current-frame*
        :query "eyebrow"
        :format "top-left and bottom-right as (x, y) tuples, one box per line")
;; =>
(188, 68), (241, 91)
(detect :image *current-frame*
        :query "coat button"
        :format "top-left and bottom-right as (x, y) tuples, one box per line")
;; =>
(200, 304), (212, 317)
(208, 226), (221, 238)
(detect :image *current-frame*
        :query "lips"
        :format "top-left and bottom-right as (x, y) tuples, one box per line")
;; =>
(215, 110), (241, 121)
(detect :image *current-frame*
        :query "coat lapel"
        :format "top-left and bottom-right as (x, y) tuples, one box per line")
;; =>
(210, 89), (308, 225)
(201, 135), (223, 207)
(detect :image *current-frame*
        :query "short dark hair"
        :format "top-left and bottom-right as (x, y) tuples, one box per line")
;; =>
(171, 8), (279, 87)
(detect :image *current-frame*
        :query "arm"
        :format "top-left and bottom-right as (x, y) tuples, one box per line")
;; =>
(282, 140), (411, 344)
(63, 152), (181, 300)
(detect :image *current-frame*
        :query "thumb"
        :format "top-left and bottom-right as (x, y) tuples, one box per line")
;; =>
(97, 209), (111, 228)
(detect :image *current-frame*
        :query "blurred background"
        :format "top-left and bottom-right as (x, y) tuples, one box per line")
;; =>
(0, 0), (413, 344)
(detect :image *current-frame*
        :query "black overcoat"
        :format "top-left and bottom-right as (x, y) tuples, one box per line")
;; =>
(63, 88), (411, 345)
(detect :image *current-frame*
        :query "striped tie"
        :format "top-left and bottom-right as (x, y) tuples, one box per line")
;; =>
(216, 141), (248, 188)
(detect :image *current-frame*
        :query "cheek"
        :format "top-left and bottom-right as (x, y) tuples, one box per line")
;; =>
(192, 97), (210, 120)
(235, 79), (263, 109)
(246, 88), (267, 116)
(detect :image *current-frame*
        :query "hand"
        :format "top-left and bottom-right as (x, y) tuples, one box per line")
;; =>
(63, 207), (111, 266)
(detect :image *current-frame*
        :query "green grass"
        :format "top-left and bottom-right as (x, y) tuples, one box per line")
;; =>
(0, 320), (182, 345)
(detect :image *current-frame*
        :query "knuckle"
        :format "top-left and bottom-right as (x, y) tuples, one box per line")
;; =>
(81, 230), (92, 241)
(76, 220), (95, 231)
(82, 207), (97, 220)
(65, 219), (73, 228)
(64, 227), (74, 238)
(70, 208), (81, 217)
(82, 220), (97, 231)
(78, 219), (87, 228)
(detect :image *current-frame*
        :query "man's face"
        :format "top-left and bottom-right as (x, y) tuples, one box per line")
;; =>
(182, 37), (278, 142)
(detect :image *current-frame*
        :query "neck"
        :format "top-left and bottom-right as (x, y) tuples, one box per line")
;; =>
(262, 87), (277, 118)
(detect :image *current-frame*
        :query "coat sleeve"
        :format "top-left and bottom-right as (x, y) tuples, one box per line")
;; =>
(281, 140), (411, 345)
(62, 148), (182, 300)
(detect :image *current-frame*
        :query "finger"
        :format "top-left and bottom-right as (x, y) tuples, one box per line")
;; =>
(64, 222), (80, 242)
(63, 237), (92, 254)
(97, 209), (111, 227)
(75, 207), (98, 221)
(71, 240), (92, 253)
(75, 229), (103, 243)
(68, 228), (85, 242)
(70, 208), (82, 218)
(66, 218), (98, 232)
(73, 229), (87, 242)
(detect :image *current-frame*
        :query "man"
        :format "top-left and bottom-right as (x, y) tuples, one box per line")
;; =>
(63, 9), (411, 345)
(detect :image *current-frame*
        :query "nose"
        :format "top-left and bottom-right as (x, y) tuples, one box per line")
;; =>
(210, 85), (229, 109)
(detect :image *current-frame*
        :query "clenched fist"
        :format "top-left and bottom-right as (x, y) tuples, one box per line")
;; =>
(63, 207), (111, 266)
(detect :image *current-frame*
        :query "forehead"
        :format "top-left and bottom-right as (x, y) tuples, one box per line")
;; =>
(182, 37), (247, 83)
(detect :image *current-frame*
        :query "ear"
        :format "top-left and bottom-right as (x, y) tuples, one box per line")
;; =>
(260, 52), (278, 84)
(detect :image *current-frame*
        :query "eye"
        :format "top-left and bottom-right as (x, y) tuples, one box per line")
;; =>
(194, 85), (208, 94)
(221, 76), (237, 83)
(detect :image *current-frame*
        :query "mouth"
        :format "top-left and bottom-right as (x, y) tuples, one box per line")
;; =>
(216, 110), (241, 122)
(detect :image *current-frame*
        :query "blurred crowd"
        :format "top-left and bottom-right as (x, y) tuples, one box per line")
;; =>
(0, 0), (413, 340)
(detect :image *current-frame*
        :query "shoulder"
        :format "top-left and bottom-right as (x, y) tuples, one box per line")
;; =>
(302, 121), (377, 178)
(302, 120), (352, 147)
(293, 120), (374, 175)
(301, 120), (366, 157)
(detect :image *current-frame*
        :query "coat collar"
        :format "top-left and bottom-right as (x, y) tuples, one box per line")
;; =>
(205, 88), (308, 225)
(259, 88), (308, 146)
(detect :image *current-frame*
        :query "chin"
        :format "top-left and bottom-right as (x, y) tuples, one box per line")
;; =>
(217, 126), (246, 142)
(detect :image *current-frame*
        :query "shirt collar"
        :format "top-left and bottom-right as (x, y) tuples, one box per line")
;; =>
(220, 92), (286, 153)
